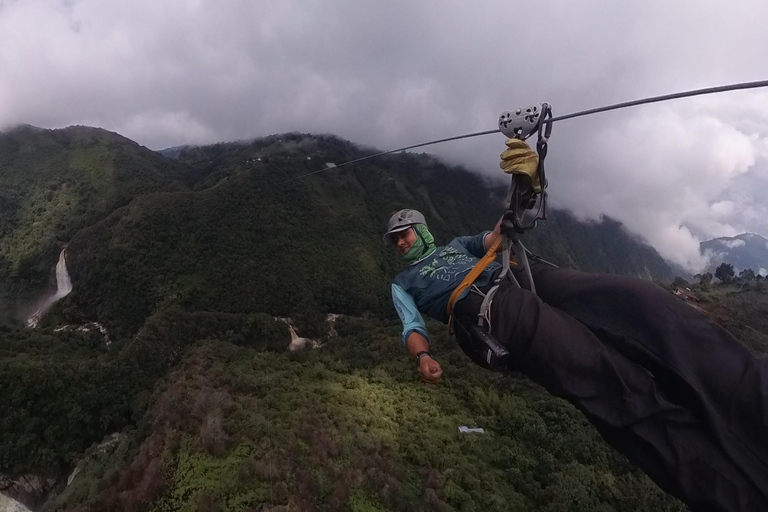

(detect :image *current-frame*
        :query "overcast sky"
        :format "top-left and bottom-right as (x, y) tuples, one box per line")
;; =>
(2, 0), (767, 271)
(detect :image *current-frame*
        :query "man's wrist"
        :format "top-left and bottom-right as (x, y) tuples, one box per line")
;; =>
(415, 351), (432, 364)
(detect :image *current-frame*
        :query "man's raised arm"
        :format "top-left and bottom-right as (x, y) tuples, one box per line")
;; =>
(484, 216), (503, 251)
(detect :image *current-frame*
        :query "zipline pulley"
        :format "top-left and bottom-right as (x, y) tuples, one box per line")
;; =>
(498, 102), (552, 235)
(498, 103), (550, 140)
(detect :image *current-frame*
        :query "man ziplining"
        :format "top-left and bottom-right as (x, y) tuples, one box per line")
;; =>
(384, 139), (768, 512)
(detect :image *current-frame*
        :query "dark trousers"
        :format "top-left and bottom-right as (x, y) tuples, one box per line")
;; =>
(453, 264), (768, 512)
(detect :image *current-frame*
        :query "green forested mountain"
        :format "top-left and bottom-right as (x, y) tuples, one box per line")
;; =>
(0, 127), (673, 329)
(0, 127), (701, 512)
(0, 125), (190, 317)
(60, 132), (674, 339)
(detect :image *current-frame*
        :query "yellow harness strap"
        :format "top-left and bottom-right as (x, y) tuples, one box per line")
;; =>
(446, 238), (503, 321)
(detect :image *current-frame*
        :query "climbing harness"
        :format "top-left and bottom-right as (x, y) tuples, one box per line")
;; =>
(447, 103), (555, 370)
(447, 102), (552, 318)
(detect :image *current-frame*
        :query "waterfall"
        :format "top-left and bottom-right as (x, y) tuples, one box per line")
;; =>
(275, 317), (319, 351)
(286, 324), (317, 351)
(0, 493), (33, 512)
(26, 249), (72, 328)
(54, 249), (73, 299)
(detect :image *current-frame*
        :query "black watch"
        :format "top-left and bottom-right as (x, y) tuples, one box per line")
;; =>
(415, 351), (432, 364)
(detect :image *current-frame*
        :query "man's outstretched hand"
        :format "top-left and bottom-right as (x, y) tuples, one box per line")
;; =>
(418, 356), (443, 383)
(405, 333), (441, 383)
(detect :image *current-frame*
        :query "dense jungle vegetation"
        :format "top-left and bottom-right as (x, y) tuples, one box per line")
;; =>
(3, 126), (761, 511)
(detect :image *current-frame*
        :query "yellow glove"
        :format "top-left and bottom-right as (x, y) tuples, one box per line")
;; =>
(499, 138), (541, 193)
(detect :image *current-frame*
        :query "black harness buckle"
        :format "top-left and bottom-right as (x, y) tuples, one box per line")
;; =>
(453, 318), (510, 371)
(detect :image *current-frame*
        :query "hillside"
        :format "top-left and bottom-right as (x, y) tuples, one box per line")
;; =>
(0, 127), (691, 511)
(701, 232), (768, 274)
(29, 279), (768, 512)
(40, 317), (687, 512)
(698, 283), (768, 355)
(0, 125), (191, 318)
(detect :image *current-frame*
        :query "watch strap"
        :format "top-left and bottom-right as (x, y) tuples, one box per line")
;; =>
(415, 351), (432, 364)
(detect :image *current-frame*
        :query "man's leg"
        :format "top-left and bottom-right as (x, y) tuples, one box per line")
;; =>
(528, 264), (768, 473)
(478, 279), (768, 512)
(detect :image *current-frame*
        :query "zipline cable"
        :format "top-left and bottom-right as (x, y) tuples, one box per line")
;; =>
(282, 79), (768, 183)
(282, 129), (500, 183)
(548, 79), (768, 123)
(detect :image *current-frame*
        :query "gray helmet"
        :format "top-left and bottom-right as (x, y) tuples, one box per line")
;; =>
(383, 209), (427, 246)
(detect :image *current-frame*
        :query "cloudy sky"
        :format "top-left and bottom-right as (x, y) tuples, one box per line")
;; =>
(2, 0), (767, 271)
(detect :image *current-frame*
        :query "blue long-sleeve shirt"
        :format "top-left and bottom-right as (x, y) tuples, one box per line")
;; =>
(391, 231), (500, 345)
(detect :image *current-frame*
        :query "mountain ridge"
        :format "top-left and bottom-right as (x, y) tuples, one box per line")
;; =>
(0, 124), (192, 317)
(60, 131), (675, 338)
(0, 126), (675, 324)
(701, 232), (768, 274)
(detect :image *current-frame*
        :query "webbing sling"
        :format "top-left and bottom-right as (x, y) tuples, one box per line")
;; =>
(446, 238), (502, 320)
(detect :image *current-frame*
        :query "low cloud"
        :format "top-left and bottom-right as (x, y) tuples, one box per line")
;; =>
(544, 105), (767, 270)
(721, 239), (746, 249)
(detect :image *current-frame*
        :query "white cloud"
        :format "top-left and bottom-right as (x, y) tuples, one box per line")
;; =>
(115, 111), (219, 150)
(721, 239), (746, 249)
(1, 0), (768, 271)
(546, 106), (765, 270)
(711, 201), (737, 217)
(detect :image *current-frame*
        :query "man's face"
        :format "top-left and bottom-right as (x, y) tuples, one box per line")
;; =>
(395, 227), (417, 255)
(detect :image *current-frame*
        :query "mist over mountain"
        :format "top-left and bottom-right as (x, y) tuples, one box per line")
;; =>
(701, 232), (768, 275)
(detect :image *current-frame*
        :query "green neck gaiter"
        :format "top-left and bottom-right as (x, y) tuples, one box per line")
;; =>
(403, 224), (436, 263)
